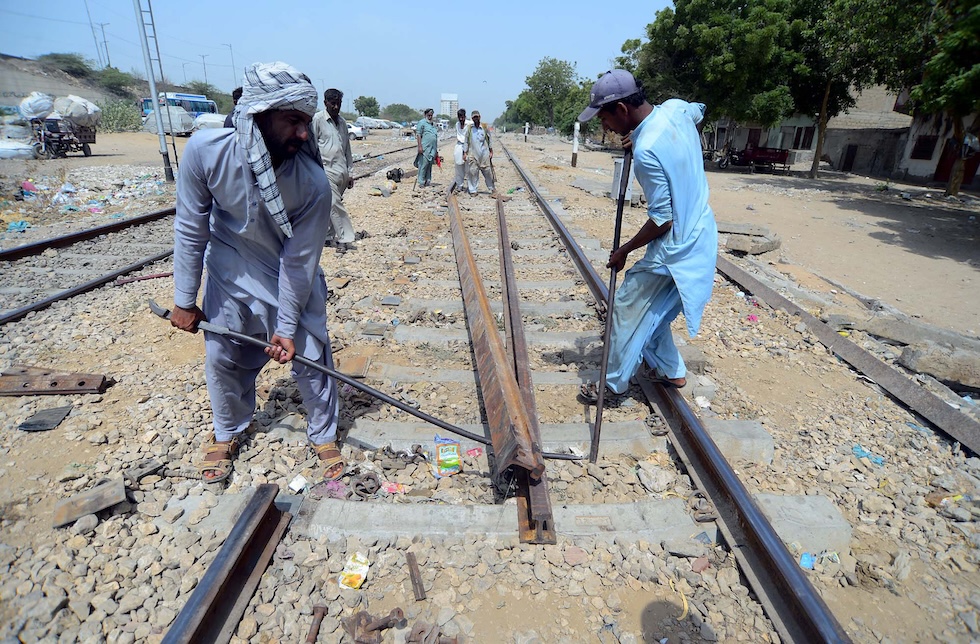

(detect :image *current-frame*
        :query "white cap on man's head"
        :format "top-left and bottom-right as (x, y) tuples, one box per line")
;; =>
(578, 69), (640, 122)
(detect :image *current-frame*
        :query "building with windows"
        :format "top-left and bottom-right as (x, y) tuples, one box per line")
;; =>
(440, 93), (458, 117)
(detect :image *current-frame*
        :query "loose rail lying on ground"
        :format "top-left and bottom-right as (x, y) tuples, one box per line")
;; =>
(446, 191), (545, 480)
(162, 484), (291, 644)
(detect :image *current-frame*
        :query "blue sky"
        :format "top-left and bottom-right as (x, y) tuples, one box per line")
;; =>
(0, 0), (671, 121)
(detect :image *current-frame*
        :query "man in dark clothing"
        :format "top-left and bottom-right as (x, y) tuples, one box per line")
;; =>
(223, 86), (243, 128)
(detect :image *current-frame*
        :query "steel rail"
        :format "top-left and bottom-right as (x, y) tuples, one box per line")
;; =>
(495, 197), (556, 543)
(0, 248), (174, 326)
(0, 207), (175, 262)
(716, 255), (980, 453)
(501, 144), (607, 312)
(446, 191), (545, 479)
(353, 143), (417, 163)
(500, 142), (850, 643)
(163, 484), (291, 644)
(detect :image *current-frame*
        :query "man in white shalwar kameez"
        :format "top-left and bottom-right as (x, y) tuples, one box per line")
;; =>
(311, 88), (356, 252)
(453, 108), (467, 193)
(464, 110), (495, 195)
(171, 61), (344, 484)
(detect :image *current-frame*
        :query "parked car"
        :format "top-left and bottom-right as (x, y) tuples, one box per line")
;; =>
(347, 123), (366, 140)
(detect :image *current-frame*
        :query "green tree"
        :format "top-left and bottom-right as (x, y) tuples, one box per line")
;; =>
(97, 66), (138, 96)
(789, 0), (879, 178)
(382, 103), (420, 122)
(36, 53), (93, 78)
(354, 96), (380, 117)
(615, 39), (643, 73)
(636, 0), (797, 126)
(493, 92), (539, 130)
(912, 0), (980, 195)
(525, 57), (578, 127)
(186, 81), (220, 98)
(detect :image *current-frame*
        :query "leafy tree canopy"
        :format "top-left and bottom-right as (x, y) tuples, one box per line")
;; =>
(636, 0), (798, 126)
(37, 53), (93, 78)
(97, 67), (138, 95)
(382, 103), (420, 122)
(525, 57), (578, 127)
(354, 96), (380, 117)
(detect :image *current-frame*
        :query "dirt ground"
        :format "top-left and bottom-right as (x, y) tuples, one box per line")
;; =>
(1, 129), (978, 642)
(516, 137), (980, 339)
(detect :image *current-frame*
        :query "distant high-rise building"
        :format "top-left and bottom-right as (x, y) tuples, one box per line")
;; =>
(440, 93), (458, 116)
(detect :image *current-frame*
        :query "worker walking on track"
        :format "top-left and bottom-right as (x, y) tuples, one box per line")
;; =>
(415, 108), (439, 187)
(453, 108), (468, 193)
(463, 110), (495, 196)
(312, 88), (357, 253)
(577, 69), (718, 402)
(170, 61), (344, 485)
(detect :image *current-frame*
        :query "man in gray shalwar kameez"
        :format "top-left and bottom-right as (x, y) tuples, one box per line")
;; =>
(170, 61), (344, 484)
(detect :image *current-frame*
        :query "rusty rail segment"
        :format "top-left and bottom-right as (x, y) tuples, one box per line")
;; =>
(0, 207), (176, 262)
(495, 197), (556, 544)
(502, 143), (850, 643)
(446, 192), (545, 480)
(501, 144), (607, 313)
(163, 484), (291, 644)
(716, 256), (980, 454)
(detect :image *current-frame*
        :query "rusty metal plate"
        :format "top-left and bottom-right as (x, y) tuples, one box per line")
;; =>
(52, 478), (127, 528)
(0, 365), (109, 396)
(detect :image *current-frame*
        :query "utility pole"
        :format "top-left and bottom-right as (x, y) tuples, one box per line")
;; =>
(222, 43), (236, 89)
(133, 0), (174, 181)
(182, 62), (191, 84)
(97, 22), (111, 67)
(83, 0), (104, 68)
(200, 54), (209, 86)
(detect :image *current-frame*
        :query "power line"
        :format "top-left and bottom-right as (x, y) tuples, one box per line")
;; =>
(0, 8), (89, 26)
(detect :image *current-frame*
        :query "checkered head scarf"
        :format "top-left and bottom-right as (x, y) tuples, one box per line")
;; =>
(234, 62), (320, 238)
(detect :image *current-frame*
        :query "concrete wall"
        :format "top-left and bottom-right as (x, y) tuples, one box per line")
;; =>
(896, 112), (977, 180)
(823, 128), (907, 175)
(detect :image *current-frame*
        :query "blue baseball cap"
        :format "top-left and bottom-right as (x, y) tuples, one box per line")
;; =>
(578, 69), (640, 122)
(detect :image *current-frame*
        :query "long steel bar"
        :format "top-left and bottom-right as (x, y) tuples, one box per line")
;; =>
(148, 300), (493, 447)
(501, 144), (607, 310)
(590, 151), (632, 463)
(503, 144), (849, 642)
(163, 484), (291, 644)
(0, 249), (174, 326)
(716, 256), (980, 452)
(495, 198), (556, 543)
(446, 192), (545, 479)
(0, 207), (175, 262)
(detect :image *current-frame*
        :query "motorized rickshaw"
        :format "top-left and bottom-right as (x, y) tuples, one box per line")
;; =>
(30, 116), (95, 159)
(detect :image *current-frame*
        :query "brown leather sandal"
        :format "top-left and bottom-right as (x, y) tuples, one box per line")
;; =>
(198, 434), (241, 484)
(312, 441), (345, 482)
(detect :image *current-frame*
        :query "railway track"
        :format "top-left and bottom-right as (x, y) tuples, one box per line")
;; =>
(0, 143), (424, 327)
(3, 133), (977, 642)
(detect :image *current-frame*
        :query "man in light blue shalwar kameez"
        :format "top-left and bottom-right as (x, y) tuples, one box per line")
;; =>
(578, 70), (717, 398)
(170, 62), (345, 484)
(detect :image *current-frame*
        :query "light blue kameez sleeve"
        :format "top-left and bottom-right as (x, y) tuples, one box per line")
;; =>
(173, 138), (213, 309)
(634, 147), (672, 227)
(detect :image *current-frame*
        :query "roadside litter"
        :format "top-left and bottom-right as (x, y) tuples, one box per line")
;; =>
(339, 551), (371, 589)
(433, 435), (462, 477)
